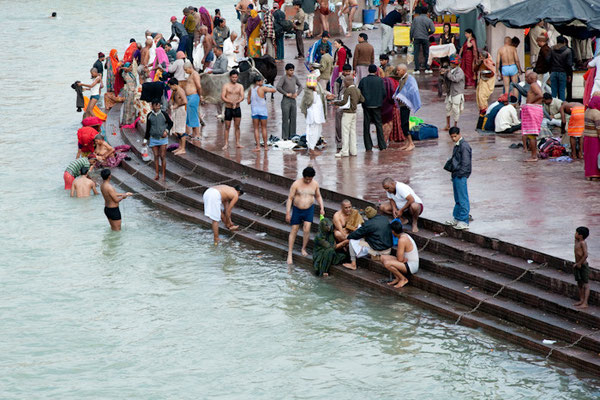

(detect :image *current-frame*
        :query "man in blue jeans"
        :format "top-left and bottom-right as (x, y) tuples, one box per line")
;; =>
(549, 36), (573, 101)
(444, 127), (472, 230)
(409, 6), (435, 74)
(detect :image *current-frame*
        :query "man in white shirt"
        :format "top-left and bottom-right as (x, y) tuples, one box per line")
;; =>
(495, 96), (521, 134)
(380, 177), (424, 233)
(223, 31), (239, 69)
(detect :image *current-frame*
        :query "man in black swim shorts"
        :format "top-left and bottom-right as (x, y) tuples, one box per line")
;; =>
(100, 169), (133, 231)
(221, 70), (245, 149)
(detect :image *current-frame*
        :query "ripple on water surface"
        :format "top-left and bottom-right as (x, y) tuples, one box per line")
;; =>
(1, 2), (600, 399)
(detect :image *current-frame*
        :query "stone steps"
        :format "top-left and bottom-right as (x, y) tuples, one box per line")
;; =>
(110, 165), (600, 375)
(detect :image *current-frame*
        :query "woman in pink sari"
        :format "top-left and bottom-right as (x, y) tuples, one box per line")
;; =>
(459, 29), (478, 87)
(584, 95), (600, 180)
(150, 47), (170, 81)
(382, 74), (404, 143)
(199, 7), (213, 33)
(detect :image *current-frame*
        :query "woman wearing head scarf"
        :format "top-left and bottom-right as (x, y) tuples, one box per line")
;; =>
(245, 8), (262, 57)
(198, 7), (214, 33)
(123, 41), (138, 63)
(106, 49), (125, 95)
(475, 50), (495, 114)
(120, 62), (138, 126)
(150, 47), (170, 81)
(382, 70), (404, 143)
(584, 94), (600, 179)
(459, 29), (478, 87)
(312, 218), (347, 277)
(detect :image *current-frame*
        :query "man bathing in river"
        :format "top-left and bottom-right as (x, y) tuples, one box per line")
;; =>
(70, 167), (98, 198)
(203, 184), (244, 245)
(100, 169), (132, 231)
(380, 220), (419, 288)
(221, 70), (245, 150)
(286, 166), (325, 264)
(379, 177), (424, 232)
(332, 199), (363, 249)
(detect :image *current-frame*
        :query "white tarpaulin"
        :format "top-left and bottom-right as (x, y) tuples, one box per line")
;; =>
(434, 0), (524, 15)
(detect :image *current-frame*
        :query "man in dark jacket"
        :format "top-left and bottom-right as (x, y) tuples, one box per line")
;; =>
(272, 3), (287, 60)
(533, 35), (551, 93)
(549, 36), (573, 101)
(358, 64), (387, 151)
(343, 206), (393, 270)
(444, 127), (471, 230)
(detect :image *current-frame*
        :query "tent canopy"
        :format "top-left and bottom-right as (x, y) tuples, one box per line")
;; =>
(434, 0), (523, 15)
(484, 0), (600, 31)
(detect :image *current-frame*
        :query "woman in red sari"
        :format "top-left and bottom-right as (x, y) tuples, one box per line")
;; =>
(459, 29), (478, 87)
(106, 49), (124, 96)
(382, 71), (404, 143)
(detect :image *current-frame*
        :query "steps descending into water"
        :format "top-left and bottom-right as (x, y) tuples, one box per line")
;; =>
(110, 124), (600, 375)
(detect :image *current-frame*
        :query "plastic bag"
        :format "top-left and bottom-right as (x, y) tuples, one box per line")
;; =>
(406, 43), (414, 65)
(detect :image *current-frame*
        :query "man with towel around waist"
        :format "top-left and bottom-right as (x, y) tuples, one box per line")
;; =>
(168, 77), (188, 155)
(560, 101), (586, 159)
(286, 166), (325, 264)
(184, 60), (203, 141)
(203, 184), (244, 245)
(520, 71), (543, 162)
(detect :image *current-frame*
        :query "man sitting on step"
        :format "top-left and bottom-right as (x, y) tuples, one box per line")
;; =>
(381, 220), (419, 288)
(343, 206), (393, 271)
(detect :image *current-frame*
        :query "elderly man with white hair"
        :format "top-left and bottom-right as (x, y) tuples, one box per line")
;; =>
(223, 31), (239, 68)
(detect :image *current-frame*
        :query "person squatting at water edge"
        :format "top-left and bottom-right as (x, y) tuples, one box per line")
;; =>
(100, 169), (133, 232)
(286, 167), (325, 265)
(203, 184), (244, 245)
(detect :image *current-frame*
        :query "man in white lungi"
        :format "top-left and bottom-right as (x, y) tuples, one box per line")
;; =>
(203, 184), (244, 245)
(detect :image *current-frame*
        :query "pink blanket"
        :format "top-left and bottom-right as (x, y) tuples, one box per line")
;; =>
(521, 104), (543, 136)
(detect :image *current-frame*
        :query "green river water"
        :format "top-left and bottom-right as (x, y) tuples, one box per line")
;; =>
(1, 1), (599, 398)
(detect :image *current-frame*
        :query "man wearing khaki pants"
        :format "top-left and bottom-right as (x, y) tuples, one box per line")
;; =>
(334, 77), (365, 157)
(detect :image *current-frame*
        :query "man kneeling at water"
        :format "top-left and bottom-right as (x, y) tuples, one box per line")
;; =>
(100, 169), (132, 231)
(70, 167), (99, 198)
(381, 220), (419, 288)
(343, 206), (393, 270)
(203, 184), (244, 245)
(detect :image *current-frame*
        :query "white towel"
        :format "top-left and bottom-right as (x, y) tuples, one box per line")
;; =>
(203, 187), (223, 222)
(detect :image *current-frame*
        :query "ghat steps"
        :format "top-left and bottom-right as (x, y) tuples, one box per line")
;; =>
(107, 118), (600, 375)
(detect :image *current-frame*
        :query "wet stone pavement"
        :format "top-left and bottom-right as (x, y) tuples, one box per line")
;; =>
(185, 33), (599, 267)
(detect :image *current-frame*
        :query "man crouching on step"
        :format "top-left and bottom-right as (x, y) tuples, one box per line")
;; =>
(203, 184), (244, 245)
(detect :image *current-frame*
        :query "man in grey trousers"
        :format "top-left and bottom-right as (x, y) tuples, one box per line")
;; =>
(276, 63), (303, 139)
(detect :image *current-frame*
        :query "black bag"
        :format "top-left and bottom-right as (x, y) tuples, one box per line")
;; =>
(304, 21), (309, 31)
(443, 158), (454, 172)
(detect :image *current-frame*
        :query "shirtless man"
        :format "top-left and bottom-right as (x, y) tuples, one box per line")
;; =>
(560, 101), (586, 159)
(183, 60), (203, 140)
(497, 37), (523, 95)
(93, 134), (115, 164)
(317, 0), (330, 34)
(341, 0), (359, 37)
(235, 0), (252, 38)
(521, 71), (544, 162)
(199, 26), (217, 71)
(332, 199), (363, 248)
(286, 166), (325, 264)
(70, 167), (99, 198)
(203, 184), (244, 245)
(380, 220), (419, 288)
(168, 78), (188, 155)
(141, 38), (153, 73)
(221, 70), (245, 149)
(100, 169), (133, 231)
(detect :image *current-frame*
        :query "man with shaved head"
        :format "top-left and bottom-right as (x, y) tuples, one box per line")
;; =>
(520, 70), (544, 162)
(332, 199), (363, 248)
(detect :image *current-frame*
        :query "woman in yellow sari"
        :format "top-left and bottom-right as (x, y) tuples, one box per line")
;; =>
(246, 8), (262, 58)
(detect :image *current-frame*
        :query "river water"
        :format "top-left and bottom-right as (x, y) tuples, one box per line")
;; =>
(1, 1), (599, 398)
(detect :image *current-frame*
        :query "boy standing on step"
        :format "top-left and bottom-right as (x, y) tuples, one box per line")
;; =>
(573, 226), (590, 309)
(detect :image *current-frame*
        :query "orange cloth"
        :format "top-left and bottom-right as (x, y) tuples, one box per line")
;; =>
(568, 106), (585, 137)
(123, 43), (137, 63)
(109, 49), (119, 76)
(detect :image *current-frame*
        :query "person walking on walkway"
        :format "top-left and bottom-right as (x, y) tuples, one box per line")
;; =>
(277, 63), (303, 139)
(444, 127), (471, 230)
(410, 6), (435, 74)
(334, 76), (364, 157)
(358, 65), (386, 151)
(292, 1), (306, 59)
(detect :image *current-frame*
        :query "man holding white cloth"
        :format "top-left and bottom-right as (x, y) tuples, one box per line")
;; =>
(203, 184), (244, 245)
